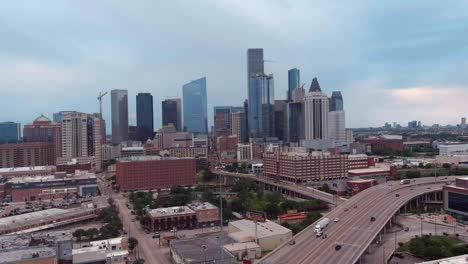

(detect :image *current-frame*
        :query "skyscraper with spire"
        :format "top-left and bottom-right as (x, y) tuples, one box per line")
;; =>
(303, 78), (331, 150)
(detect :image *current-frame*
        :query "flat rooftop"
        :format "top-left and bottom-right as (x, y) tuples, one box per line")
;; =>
(187, 202), (217, 211)
(0, 247), (56, 263)
(171, 235), (236, 263)
(0, 166), (56, 174)
(348, 167), (391, 174)
(229, 219), (292, 239)
(7, 172), (96, 184)
(118, 155), (193, 162)
(224, 242), (260, 252)
(121, 146), (144, 151)
(147, 206), (195, 218)
(0, 230), (72, 249)
(418, 254), (468, 264)
(348, 154), (368, 159)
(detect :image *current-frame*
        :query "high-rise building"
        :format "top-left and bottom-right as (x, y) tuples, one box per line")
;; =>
(214, 106), (232, 138)
(111, 89), (129, 144)
(0, 142), (55, 168)
(136, 93), (154, 141)
(183, 77), (208, 134)
(23, 115), (62, 159)
(461, 117), (466, 129)
(287, 68), (300, 101)
(303, 78), (330, 149)
(328, 111), (346, 145)
(248, 74), (275, 139)
(247, 49), (264, 81)
(0, 122), (20, 143)
(53, 111), (77, 123)
(162, 98), (182, 131)
(408, 120), (419, 129)
(274, 100), (288, 141)
(231, 108), (247, 143)
(288, 86), (306, 143)
(329, 91), (343, 111)
(59, 112), (103, 171)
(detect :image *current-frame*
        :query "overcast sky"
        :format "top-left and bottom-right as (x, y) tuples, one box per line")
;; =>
(1, 0), (468, 131)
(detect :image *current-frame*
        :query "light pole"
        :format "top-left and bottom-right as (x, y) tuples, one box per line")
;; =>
(382, 245), (385, 264)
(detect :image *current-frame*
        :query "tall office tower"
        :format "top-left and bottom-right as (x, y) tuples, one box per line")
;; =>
(162, 98), (182, 131)
(462, 117), (467, 129)
(247, 49), (264, 81)
(287, 68), (300, 101)
(24, 115), (62, 158)
(248, 74), (275, 139)
(214, 106), (232, 138)
(243, 99), (249, 137)
(60, 112), (103, 170)
(111, 89), (129, 144)
(53, 111), (77, 123)
(231, 108), (247, 143)
(0, 122), (20, 143)
(274, 100), (288, 141)
(183, 77), (208, 134)
(328, 111), (346, 145)
(288, 86), (305, 143)
(329, 91), (343, 111)
(304, 78), (330, 149)
(346, 128), (354, 144)
(136, 93), (154, 141)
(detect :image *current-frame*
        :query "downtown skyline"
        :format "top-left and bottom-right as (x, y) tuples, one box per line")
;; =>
(1, 0), (468, 131)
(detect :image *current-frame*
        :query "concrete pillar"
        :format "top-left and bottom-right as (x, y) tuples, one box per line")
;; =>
(379, 233), (382, 242)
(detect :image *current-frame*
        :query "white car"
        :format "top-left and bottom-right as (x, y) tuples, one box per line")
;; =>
(334, 218), (340, 222)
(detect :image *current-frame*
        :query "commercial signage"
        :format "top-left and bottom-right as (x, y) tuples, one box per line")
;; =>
(246, 210), (266, 222)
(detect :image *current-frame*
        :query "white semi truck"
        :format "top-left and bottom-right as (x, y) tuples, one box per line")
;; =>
(314, 218), (330, 236)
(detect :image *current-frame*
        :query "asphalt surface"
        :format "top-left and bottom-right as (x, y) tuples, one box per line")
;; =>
(215, 170), (345, 204)
(260, 176), (460, 264)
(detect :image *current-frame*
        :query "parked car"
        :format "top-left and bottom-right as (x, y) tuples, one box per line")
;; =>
(370, 217), (376, 222)
(334, 218), (340, 222)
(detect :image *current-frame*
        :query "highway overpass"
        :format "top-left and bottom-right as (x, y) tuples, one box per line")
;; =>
(258, 176), (459, 264)
(214, 170), (346, 204)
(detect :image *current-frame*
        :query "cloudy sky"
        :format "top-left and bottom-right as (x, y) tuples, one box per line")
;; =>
(1, 0), (468, 131)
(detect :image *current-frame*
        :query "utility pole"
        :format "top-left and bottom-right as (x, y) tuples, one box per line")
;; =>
(382, 246), (385, 264)
(219, 173), (224, 262)
(97, 91), (108, 172)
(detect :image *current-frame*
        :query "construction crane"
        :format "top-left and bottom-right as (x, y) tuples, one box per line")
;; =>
(97, 91), (108, 171)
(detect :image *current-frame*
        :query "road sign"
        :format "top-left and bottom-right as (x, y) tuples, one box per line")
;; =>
(246, 210), (266, 222)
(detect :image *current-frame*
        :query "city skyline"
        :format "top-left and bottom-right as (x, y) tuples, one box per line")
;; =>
(1, 1), (468, 130)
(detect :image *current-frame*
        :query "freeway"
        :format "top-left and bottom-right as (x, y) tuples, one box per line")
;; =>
(260, 176), (460, 264)
(214, 170), (346, 204)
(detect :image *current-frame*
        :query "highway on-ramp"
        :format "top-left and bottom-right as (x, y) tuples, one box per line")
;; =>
(260, 176), (459, 264)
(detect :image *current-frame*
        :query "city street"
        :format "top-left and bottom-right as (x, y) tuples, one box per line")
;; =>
(114, 196), (171, 264)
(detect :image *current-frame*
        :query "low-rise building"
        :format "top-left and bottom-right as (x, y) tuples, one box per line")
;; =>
(436, 153), (468, 166)
(223, 242), (261, 261)
(438, 143), (468, 156)
(187, 202), (219, 227)
(0, 166), (56, 178)
(348, 166), (394, 180)
(348, 154), (373, 169)
(443, 177), (468, 220)
(346, 179), (378, 196)
(121, 146), (145, 158)
(170, 235), (237, 264)
(73, 237), (128, 264)
(228, 219), (292, 252)
(359, 135), (403, 153)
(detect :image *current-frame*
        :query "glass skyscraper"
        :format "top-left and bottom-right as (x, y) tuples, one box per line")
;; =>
(162, 98), (182, 131)
(248, 74), (275, 139)
(136, 93), (154, 141)
(330, 91), (344, 111)
(287, 68), (300, 101)
(111, 89), (129, 144)
(0, 122), (20, 143)
(182, 77), (208, 134)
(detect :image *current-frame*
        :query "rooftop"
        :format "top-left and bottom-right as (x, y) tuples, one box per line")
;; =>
(121, 146), (144, 151)
(348, 154), (368, 159)
(229, 219), (292, 239)
(418, 254), (468, 264)
(348, 167), (391, 174)
(0, 166), (56, 174)
(147, 206), (195, 218)
(7, 172), (96, 184)
(118, 155), (193, 162)
(187, 202), (217, 211)
(170, 235), (236, 263)
(0, 247), (56, 263)
(223, 242), (260, 252)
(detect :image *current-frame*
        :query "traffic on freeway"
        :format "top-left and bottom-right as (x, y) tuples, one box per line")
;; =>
(260, 176), (460, 264)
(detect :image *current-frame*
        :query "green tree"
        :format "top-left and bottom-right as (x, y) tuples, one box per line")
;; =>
(73, 229), (85, 242)
(406, 170), (421, 179)
(264, 203), (280, 218)
(128, 237), (138, 252)
(85, 228), (99, 241)
(140, 215), (151, 228)
(442, 163), (451, 169)
(133, 259), (145, 264)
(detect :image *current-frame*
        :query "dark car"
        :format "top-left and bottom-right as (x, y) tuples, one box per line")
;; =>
(289, 240), (296, 245)
(335, 245), (342, 251)
(404, 227), (409, 232)
(396, 194), (400, 197)
(370, 217), (376, 222)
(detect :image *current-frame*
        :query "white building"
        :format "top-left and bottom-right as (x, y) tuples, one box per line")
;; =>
(73, 237), (128, 264)
(228, 219), (292, 252)
(60, 112), (103, 171)
(328, 110), (346, 146)
(237, 143), (252, 161)
(439, 143), (468, 156)
(346, 128), (354, 144)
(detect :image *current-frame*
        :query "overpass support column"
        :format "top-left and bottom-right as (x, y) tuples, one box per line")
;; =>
(379, 233), (382, 242)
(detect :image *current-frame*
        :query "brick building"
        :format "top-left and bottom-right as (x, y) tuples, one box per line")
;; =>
(348, 154), (374, 169)
(359, 135), (403, 153)
(115, 156), (196, 192)
(263, 151), (348, 183)
(0, 142), (56, 168)
(23, 115), (62, 161)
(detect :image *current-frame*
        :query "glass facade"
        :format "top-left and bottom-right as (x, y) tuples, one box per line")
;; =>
(183, 77), (208, 134)
(0, 122), (20, 143)
(288, 102), (303, 143)
(111, 89), (129, 144)
(330, 91), (343, 111)
(448, 191), (468, 213)
(136, 93), (154, 141)
(248, 74), (275, 139)
(162, 98), (182, 131)
(288, 68), (300, 101)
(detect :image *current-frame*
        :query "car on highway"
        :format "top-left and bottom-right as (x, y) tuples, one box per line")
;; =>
(289, 240), (296, 245)
(404, 227), (409, 232)
(335, 245), (342, 251)
(370, 217), (376, 222)
(396, 194), (400, 197)
(334, 218), (340, 222)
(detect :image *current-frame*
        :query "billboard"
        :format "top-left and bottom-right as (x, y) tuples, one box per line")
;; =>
(246, 210), (266, 222)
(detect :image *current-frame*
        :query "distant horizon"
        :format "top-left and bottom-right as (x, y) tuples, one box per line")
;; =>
(1, 1), (467, 131)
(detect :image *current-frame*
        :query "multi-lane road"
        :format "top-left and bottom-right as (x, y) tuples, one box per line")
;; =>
(260, 176), (459, 264)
